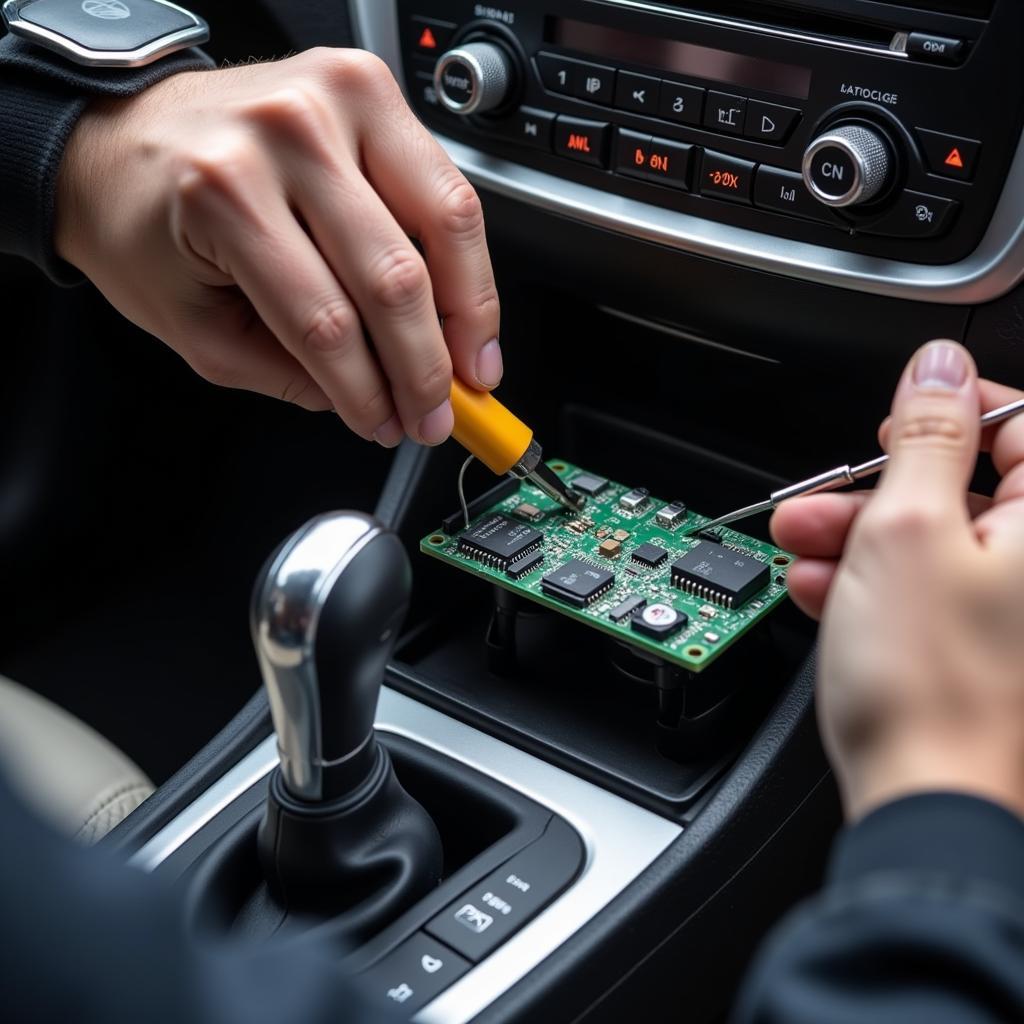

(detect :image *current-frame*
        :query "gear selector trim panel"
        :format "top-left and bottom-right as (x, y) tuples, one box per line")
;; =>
(129, 687), (681, 1022)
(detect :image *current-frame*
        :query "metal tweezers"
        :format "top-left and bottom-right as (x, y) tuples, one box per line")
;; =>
(686, 398), (1024, 536)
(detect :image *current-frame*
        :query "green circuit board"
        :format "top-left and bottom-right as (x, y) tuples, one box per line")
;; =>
(420, 461), (791, 672)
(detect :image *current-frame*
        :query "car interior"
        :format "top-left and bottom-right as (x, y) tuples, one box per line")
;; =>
(2, 0), (1022, 1020)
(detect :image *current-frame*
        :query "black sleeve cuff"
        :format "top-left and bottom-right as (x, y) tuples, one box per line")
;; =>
(829, 792), (1024, 902)
(0, 33), (213, 285)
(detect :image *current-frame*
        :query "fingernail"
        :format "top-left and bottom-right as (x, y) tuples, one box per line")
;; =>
(418, 400), (454, 446)
(475, 338), (503, 390)
(913, 341), (968, 391)
(372, 414), (404, 449)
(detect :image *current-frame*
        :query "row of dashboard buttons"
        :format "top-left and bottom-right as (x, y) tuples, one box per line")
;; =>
(359, 819), (583, 1016)
(488, 109), (958, 239)
(535, 51), (801, 145)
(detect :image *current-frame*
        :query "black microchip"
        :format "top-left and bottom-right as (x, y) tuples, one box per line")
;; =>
(609, 595), (646, 623)
(541, 559), (614, 607)
(570, 472), (608, 496)
(458, 514), (542, 569)
(507, 549), (544, 580)
(697, 528), (723, 543)
(631, 542), (667, 568)
(671, 541), (770, 609)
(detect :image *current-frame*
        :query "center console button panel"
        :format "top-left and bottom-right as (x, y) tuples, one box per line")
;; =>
(396, 0), (1023, 273)
(425, 817), (584, 961)
(361, 932), (472, 1014)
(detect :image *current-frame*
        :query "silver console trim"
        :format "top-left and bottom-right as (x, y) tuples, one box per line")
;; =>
(129, 687), (682, 1024)
(349, 0), (1024, 306)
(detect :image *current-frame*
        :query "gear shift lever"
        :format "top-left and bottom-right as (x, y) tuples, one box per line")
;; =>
(252, 512), (441, 917)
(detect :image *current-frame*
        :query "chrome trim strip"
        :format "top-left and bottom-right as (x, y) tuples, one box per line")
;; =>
(434, 131), (1024, 305)
(348, 0), (405, 90)
(588, 0), (908, 60)
(129, 687), (682, 1023)
(349, 0), (1024, 305)
(128, 741), (278, 871)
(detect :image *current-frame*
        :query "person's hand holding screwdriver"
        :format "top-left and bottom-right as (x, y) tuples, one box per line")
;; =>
(772, 341), (1024, 821)
(53, 48), (503, 447)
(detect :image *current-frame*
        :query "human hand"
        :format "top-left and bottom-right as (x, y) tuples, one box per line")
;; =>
(771, 341), (1024, 820)
(54, 49), (503, 447)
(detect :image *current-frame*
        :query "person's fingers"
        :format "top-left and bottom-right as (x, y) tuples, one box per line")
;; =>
(288, 160), (455, 444)
(784, 558), (839, 621)
(245, 78), (456, 444)
(975, 407), (1024, 550)
(349, 74), (502, 391)
(770, 492), (870, 559)
(171, 289), (332, 411)
(868, 340), (981, 527)
(173, 145), (402, 445)
(986, 385), (1024, 479)
(878, 377), (1022, 455)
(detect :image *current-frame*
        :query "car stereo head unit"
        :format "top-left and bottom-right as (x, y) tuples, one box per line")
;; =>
(393, 0), (1023, 275)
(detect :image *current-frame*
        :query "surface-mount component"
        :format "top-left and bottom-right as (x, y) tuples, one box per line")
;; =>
(507, 550), (544, 580)
(631, 542), (667, 568)
(631, 603), (688, 640)
(671, 542), (770, 609)
(599, 539), (622, 558)
(541, 559), (615, 607)
(656, 502), (687, 529)
(421, 461), (789, 672)
(619, 488), (650, 513)
(514, 502), (544, 523)
(609, 595), (647, 623)
(570, 472), (609, 496)
(459, 514), (542, 570)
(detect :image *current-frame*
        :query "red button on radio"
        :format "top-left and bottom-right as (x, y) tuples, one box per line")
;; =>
(700, 150), (755, 204)
(554, 115), (610, 168)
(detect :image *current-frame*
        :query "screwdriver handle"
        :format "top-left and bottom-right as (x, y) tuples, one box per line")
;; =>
(450, 378), (534, 476)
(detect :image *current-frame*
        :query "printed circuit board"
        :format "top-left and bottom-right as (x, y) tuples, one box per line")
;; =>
(420, 461), (791, 672)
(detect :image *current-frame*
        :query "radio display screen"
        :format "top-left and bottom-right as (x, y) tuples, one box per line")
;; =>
(547, 17), (812, 100)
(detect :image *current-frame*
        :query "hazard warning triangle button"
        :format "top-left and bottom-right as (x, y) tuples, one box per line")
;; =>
(413, 18), (455, 55)
(916, 128), (979, 181)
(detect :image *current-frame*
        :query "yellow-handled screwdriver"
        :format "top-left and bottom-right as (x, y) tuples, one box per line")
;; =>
(449, 378), (585, 512)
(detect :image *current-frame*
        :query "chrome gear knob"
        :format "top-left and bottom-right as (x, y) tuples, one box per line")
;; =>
(251, 512), (411, 802)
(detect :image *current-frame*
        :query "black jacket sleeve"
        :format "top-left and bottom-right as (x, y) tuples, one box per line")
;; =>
(733, 793), (1024, 1024)
(0, 774), (394, 1024)
(0, 32), (212, 285)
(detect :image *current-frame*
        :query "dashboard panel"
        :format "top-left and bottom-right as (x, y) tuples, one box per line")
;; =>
(351, 0), (1024, 303)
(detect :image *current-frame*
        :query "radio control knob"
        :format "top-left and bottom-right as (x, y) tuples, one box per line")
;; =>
(802, 124), (893, 207)
(434, 41), (513, 115)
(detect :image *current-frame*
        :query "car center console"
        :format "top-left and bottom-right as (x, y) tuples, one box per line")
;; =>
(353, 0), (1024, 302)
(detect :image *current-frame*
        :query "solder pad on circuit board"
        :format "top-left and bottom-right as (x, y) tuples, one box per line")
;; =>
(420, 461), (792, 672)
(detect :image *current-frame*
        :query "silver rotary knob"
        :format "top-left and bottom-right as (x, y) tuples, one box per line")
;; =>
(802, 124), (893, 207)
(434, 41), (512, 115)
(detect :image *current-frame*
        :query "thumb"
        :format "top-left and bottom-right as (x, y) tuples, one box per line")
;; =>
(873, 340), (980, 519)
